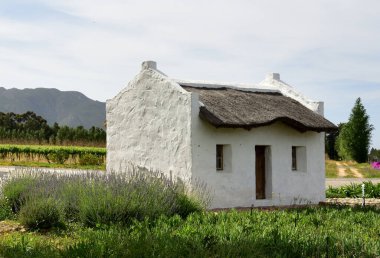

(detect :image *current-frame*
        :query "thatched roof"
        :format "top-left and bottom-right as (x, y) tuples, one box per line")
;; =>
(181, 85), (337, 132)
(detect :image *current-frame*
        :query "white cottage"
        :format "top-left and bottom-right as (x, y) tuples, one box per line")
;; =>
(107, 61), (337, 208)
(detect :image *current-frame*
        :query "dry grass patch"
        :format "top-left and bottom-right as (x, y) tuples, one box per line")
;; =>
(0, 221), (25, 234)
(325, 159), (338, 178)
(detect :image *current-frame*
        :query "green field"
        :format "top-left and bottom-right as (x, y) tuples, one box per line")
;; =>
(0, 144), (106, 169)
(326, 159), (380, 178)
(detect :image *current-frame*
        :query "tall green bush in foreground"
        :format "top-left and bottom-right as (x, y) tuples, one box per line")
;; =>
(0, 168), (208, 229)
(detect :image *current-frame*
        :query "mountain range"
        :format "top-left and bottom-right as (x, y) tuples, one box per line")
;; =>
(0, 87), (105, 128)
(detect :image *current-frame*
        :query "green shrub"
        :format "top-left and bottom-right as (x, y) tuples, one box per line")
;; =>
(77, 185), (130, 227)
(326, 181), (380, 198)
(2, 176), (37, 213)
(173, 193), (203, 218)
(79, 153), (102, 166)
(0, 198), (14, 220)
(47, 150), (69, 164)
(19, 197), (64, 230)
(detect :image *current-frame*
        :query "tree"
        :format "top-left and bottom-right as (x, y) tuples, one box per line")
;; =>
(326, 123), (345, 160)
(369, 148), (380, 162)
(336, 98), (373, 163)
(0, 111), (106, 146)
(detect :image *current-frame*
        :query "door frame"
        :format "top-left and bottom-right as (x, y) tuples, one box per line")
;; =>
(255, 145), (266, 200)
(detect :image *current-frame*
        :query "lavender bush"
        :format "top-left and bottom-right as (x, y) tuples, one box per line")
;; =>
(371, 162), (380, 170)
(0, 167), (209, 229)
(19, 197), (64, 230)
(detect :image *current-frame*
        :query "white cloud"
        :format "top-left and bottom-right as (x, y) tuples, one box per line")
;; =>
(1, 0), (380, 147)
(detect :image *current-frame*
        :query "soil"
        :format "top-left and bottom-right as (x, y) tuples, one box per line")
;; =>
(0, 220), (25, 234)
(335, 161), (363, 178)
(324, 198), (380, 206)
(335, 161), (347, 177)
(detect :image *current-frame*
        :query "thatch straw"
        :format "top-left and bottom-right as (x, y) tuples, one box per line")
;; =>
(182, 86), (337, 132)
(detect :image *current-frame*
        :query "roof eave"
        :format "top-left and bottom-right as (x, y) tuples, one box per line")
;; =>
(199, 107), (338, 133)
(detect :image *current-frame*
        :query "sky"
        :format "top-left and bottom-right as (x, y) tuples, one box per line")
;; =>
(0, 0), (379, 148)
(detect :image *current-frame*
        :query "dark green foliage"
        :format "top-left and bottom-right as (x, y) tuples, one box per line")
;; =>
(47, 150), (70, 164)
(0, 111), (106, 146)
(336, 98), (373, 162)
(173, 192), (203, 218)
(369, 148), (380, 162)
(326, 123), (344, 160)
(326, 181), (380, 198)
(0, 144), (106, 165)
(18, 198), (64, 230)
(78, 153), (103, 166)
(0, 198), (14, 220)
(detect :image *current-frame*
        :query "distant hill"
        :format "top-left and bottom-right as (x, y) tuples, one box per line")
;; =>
(0, 87), (105, 128)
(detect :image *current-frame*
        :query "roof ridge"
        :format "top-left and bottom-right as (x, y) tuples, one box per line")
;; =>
(180, 85), (283, 96)
(176, 79), (280, 94)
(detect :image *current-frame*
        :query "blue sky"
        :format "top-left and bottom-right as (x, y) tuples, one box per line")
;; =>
(0, 0), (379, 148)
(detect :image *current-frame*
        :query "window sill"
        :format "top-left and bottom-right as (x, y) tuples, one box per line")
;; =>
(292, 170), (307, 173)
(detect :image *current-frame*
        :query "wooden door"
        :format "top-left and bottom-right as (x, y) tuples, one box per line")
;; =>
(255, 146), (266, 199)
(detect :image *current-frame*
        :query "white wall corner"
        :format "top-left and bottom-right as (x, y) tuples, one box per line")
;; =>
(190, 92), (200, 177)
(266, 73), (280, 81)
(317, 101), (324, 116)
(141, 60), (157, 70)
(259, 75), (320, 112)
(141, 60), (168, 76)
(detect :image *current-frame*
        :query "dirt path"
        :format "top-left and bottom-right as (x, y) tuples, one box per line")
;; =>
(335, 162), (348, 177)
(0, 221), (25, 234)
(334, 161), (364, 178)
(342, 162), (363, 178)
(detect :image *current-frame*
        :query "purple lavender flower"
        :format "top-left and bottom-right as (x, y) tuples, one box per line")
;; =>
(371, 162), (380, 170)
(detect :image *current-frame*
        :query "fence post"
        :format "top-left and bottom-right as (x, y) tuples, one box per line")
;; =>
(362, 183), (365, 207)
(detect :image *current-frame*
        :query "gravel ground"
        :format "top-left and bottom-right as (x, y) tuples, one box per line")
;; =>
(0, 166), (104, 183)
(324, 198), (380, 206)
(325, 178), (380, 188)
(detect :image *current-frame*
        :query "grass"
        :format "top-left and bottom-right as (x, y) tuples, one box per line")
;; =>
(347, 161), (380, 178)
(1, 206), (380, 257)
(0, 160), (105, 170)
(325, 159), (338, 178)
(325, 159), (380, 178)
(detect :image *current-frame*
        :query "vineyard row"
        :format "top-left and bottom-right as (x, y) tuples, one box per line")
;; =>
(0, 144), (106, 165)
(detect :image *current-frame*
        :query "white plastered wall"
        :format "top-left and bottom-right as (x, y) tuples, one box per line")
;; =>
(190, 98), (325, 208)
(107, 62), (327, 209)
(106, 66), (193, 181)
